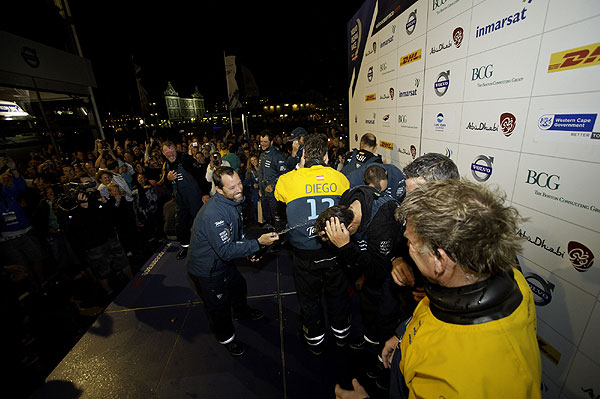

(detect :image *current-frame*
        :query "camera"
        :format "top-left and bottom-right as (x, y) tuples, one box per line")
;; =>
(56, 181), (100, 211)
(192, 142), (198, 147)
(212, 153), (221, 166)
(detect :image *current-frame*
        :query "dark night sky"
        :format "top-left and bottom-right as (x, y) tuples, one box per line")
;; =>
(65, 1), (367, 114)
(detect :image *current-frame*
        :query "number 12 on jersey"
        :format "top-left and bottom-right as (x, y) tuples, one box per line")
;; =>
(307, 197), (335, 220)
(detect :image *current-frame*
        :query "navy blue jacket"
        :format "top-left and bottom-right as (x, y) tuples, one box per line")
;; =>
(258, 146), (287, 195)
(345, 161), (406, 202)
(186, 192), (259, 277)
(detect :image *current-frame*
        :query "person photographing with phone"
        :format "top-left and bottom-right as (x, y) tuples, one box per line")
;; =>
(205, 151), (230, 196)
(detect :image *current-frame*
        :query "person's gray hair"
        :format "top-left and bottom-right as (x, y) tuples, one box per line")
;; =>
(403, 153), (459, 181)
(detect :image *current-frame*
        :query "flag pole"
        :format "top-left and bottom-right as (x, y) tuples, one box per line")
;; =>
(224, 51), (234, 136)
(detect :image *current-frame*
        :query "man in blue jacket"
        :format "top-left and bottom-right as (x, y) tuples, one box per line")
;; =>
(186, 166), (279, 356)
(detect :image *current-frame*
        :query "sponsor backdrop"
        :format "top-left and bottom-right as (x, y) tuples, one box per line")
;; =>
(347, 0), (600, 397)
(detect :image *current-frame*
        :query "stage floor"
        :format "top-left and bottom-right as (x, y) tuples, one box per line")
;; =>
(34, 240), (388, 399)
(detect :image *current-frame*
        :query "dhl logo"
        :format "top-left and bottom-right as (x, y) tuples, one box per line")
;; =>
(548, 43), (600, 73)
(380, 140), (394, 150)
(400, 49), (422, 66)
(365, 93), (377, 101)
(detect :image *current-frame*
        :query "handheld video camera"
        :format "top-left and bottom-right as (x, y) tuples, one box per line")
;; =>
(56, 181), (100, 211)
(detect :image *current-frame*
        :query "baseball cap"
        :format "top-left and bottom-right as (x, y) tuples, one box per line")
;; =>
(285, 127), (308, 143)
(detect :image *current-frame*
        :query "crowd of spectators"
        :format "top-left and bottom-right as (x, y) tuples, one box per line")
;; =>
(0, 123), (349, 396)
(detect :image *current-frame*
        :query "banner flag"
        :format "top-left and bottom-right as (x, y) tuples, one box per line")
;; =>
(224, 55), (242, 109)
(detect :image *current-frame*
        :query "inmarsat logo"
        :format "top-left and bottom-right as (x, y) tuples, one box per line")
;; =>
(453, 27), (464, 48)
(525, 273), (555, 306)
(471, 155), (493, 182)
(434, 71), (450, 97)
(500, 112), (516, 136)
(406, 9), (417, 35)
(568, 241), (595, 272)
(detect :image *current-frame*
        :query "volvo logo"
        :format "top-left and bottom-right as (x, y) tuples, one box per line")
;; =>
(525, 273), (555, 306)
(21, 47), (40, 68)
(471, 155), (493, 182)
(406, 9), (417, 35)
(434, 71), (450, 96)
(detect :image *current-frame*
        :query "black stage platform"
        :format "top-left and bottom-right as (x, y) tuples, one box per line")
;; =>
(34, 241), (388, 399)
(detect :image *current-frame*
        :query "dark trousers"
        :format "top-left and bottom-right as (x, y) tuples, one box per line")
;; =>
(361, 277), (415, 347)
(293, 249), (351, 343)
(175, 191), (202, 246)
(188, 265), (250, 343)
(260, 194), (277, 226)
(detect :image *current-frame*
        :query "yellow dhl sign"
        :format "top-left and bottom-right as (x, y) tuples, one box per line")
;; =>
(400, 49), (422, 66)
(380, 140), (394, 150)
(365, 93), (377, 101)
(548, 42), (600, 73)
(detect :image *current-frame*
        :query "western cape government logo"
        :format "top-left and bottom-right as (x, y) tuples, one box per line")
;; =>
(548, 42), (600, 73)
(406, 9), (417, 35)
(434, 71), (450, 96)
(525, 273), (555, 306)
(538, 113), (597, 133)
(475, 7), (528, 39)
(568, 241), (595, 272)
(471, 155), (493, 182)
(400, 49), (422, 66)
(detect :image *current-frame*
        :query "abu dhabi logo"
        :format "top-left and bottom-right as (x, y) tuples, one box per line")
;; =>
(434, 70), (450, 97)
(500, 112), (516, 136)
(525, 273), (555, 306)
(568, 241), (595, 272)
(406, 9), (417, 35)
(453, 27), (464, 48)
(471, 155), (494, 182)
(367, 66), (374, 82)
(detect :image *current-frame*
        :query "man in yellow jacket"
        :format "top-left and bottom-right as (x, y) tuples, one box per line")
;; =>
(334, 179), (541, 399)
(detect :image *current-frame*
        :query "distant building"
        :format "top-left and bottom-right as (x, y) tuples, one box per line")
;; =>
(163, 82), (205, 122)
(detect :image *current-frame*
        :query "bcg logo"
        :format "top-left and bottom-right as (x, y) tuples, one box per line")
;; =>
(526, 170), (560, 190)
(568, 241), (595, 272)
(398, 114), (407, 123)
(472, 64), (493, 80)
(500, 112), (516, 136)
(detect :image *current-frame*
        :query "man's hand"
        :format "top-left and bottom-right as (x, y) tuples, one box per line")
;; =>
(265, 184), (273, 193)
(391, 257), (415, 286)
(382, 335), (400, 369)
(202, 195), (210, 204)
(291, 140), (300, 157)
(334, 378), (369, 399)
(167, 170), (177, 181)
(412, 286), (426, 302)
(325, 217), (350, 248)
(77, 193), (88, 208)
(257, 232), (279, 246)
